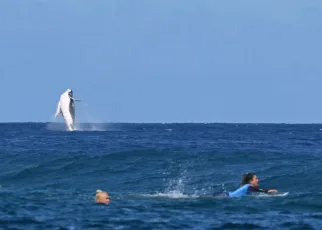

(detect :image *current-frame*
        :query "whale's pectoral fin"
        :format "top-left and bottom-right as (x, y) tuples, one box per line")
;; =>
(55, 110), (61, 118)
(55, 101), (61, 118)
(70, 97), (81, 102)
(55, 109), (61, 118)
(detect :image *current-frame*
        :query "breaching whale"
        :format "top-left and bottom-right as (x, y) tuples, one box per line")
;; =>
(55, 89), (81, 131)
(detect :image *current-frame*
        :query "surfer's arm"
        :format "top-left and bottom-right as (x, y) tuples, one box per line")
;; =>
(248, 187), (277, 193)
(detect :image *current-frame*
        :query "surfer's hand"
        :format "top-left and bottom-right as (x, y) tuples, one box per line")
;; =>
(267, 189), (278, 193)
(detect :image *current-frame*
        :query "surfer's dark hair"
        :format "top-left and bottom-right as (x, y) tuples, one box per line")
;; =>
(241, 173), (256, 186)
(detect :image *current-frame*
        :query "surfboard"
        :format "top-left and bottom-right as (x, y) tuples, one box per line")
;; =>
(272, 192), (289, 197)
(251, 192), (289, 197)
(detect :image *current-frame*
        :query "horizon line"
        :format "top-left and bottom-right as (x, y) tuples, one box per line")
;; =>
(0, 121), (321, 125)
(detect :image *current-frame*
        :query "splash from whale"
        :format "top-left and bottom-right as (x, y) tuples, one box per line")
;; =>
(54, 89), (81, 131)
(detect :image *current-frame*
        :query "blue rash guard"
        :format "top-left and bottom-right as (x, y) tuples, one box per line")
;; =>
(213, 184), (269, 197)
(228, 184), (251, 197)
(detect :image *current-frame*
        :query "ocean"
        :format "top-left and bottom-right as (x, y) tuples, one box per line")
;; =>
(0, 123), (322, 230)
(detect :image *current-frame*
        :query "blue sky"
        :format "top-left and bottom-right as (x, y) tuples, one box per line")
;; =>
(1, 0), (322, 123)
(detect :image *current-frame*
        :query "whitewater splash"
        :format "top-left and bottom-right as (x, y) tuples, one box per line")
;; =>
(73, 102), (107, 131)
(48, 99), (108, 131)
(152, 177), (193, 198)
(46, 122), (107, 132)
(142, 169), (197, 199)
(139, 192), (197, 199)
(140, 161), (217, 199)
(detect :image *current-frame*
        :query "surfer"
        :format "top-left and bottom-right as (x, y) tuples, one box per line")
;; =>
(95, 189), (110, 204)
(213, 173), (278, 197)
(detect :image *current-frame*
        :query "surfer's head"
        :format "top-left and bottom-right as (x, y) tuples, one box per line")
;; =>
(95, 189), (109, 204)
(241, 173), (258, 187)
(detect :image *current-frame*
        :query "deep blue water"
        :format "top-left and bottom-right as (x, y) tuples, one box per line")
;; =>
(1, 123), (322, 230)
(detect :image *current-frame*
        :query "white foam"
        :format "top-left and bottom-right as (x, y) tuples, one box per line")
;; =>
(46, 122), (107, 132)
(127, 192), (289, 200)
(138, 192), (198, 199)
(74, 123), (107, 132)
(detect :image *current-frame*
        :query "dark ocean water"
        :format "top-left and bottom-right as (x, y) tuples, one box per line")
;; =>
(1, 123), (322, 230)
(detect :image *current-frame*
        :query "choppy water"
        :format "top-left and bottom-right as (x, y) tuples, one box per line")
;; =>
(1, 123), (322, 229)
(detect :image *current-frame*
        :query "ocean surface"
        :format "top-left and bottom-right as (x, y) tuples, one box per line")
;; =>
(1, 123), (322, 230)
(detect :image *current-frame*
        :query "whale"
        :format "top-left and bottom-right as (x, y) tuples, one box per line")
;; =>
(55, 89), (81, 131)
